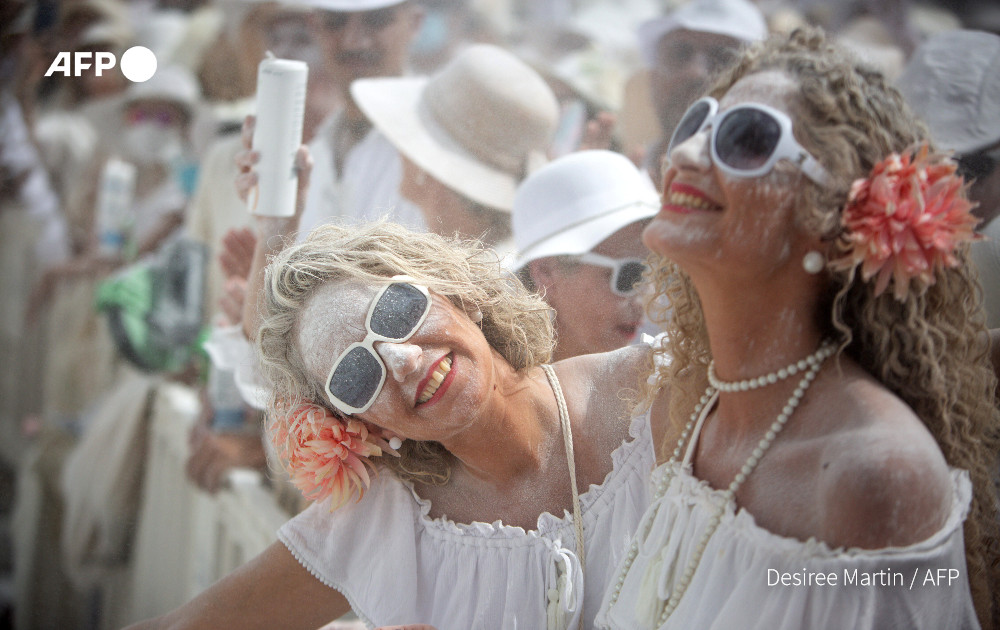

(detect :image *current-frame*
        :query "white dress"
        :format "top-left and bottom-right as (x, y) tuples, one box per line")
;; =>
(278, 410), (655, 630)
(596, 394), (981, 630)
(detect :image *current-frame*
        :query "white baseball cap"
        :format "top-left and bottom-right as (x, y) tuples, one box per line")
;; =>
(292, 0), (409, 11)
(638, 0), (767, 66)
(513, 150), (659, 269)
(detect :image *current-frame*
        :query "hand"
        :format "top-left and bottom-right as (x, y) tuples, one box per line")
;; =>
(578, 111), (617, 151)
(219, 227), (256, 282)
(234, 114), (314, 241)
(217, 275), (247, 327)
(185, 422), (267, 494)
(234, 115), (259, 204)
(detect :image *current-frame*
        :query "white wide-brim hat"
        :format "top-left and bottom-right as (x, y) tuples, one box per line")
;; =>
(292, 0), (410, 12)
(352, 44), (559, 212)
(897, 29), (1000, 155)
(512, 150), (659, 269)
(121, 64), (201, 116)
(637, 0), (767, 66)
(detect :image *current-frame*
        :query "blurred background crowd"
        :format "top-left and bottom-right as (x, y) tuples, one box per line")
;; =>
(0, 0), (998, 628)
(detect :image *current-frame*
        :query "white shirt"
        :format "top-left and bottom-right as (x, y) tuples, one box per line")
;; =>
(278, 409), (655, 630)
(298, 111), (425, 241)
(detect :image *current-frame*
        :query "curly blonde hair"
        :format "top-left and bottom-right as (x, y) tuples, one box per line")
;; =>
(257, 221), (554, 486)
(643, 27), (1000, 628)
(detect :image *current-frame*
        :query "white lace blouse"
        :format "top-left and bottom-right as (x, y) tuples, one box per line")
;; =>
(278, 410), (655, 630)
(596, 404), (981, 629)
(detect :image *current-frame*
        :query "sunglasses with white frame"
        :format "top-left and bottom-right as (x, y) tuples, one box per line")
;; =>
(574, 252), (648, 296)
(324, 275), (432, 415)
(668, 96), (833, 188)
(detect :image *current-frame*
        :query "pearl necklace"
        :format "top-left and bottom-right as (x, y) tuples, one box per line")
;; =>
(607, 340), (836, 625)
(707, 344), (832, 392)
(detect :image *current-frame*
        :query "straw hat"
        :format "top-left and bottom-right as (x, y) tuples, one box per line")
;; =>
(512, 149), (659, 268)
(637, 0), (767, 66)
(352, 43), (559, 212)
(897, 30), (1000, 155)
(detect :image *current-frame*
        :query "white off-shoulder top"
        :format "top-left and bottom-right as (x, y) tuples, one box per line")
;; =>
(278, 410), (655, 630)
(596, 392), (981, 630)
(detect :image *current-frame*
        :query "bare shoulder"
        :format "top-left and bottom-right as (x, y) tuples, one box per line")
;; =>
(554, 344), (651, 443)
(814, 377), (953, 550)
(583, 342), (651, 389)
(556, 343), (650, 401)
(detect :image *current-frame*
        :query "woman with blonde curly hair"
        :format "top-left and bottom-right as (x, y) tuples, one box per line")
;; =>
(598, 27), (1000, 630)
(127, 221), (656, 630)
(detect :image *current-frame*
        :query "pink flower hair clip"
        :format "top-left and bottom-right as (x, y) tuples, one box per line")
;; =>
(831, 143), (981, 301)
(271, 400), (400, 511)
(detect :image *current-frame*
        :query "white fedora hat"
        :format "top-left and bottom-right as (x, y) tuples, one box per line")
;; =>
(512, 150), (659, 269)
(638, 0), (767, 66)
(292, 0), (409, 11)
(351, 43), (559, 212)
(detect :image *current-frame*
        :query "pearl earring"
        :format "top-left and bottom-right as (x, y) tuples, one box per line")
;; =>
(388, 436), (403, 450)
(470, 308), (483, 323)
(802, 250), (826, 274)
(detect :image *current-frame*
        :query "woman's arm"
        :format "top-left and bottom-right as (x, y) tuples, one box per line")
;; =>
(124, 541), (352, 630)
(233, 116), (313, 340)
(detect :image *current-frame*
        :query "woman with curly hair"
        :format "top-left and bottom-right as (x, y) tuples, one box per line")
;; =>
(598, 28), (1000, 630)
(127, 221), (656, 630)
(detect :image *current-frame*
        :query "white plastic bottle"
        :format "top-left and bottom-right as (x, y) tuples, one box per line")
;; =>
(247, 53), (308, 217)
(95, 157), (137, 256)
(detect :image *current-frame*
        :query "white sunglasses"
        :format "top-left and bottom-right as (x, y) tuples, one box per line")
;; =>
(668, 96), (833, 187)
(324, 275), (432, 415)
(575, 253), (648, 296)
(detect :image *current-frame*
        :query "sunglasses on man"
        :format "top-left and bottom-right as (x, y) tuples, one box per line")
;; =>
(574, 253), (648, 296)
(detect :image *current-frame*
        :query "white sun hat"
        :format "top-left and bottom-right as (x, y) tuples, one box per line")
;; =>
(121, 64), (201, 115)
(512, 149), (659, 269)
(292, 0), (410, 11)
(351, 43), (559, 212)
(637, 0), (767, 66)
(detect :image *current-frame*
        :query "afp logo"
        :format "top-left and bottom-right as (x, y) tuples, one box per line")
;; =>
(44, 45), (158, 83)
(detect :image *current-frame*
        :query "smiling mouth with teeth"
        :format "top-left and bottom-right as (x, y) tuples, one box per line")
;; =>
(417, 355), (453, 404)
(664, 190), (722, 211)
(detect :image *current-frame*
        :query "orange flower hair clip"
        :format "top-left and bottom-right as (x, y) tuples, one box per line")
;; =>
(271, 401), (399, 511)
(831, 143), (981, 300)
